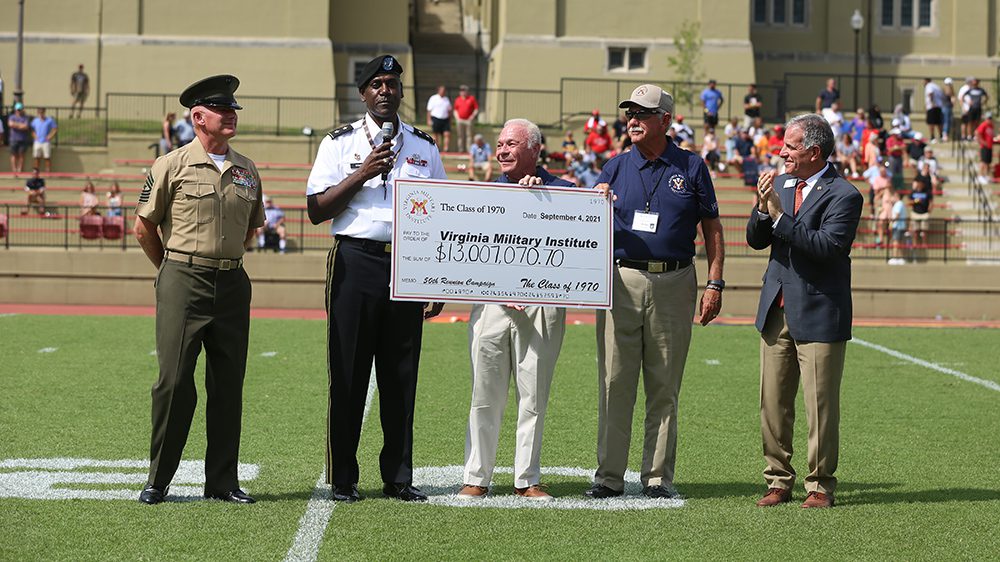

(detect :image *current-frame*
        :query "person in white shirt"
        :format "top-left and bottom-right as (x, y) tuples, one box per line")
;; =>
(822, 101), (845, 138)
(923, 78), (945, 142)
(426, 84), (453, 151)
(306, 55), (446, 505)
(958, 77), (973, 140)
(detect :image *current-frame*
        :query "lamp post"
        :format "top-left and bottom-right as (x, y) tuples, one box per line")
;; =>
(14, 0), (25, 103)
(851, 9), (864, 111)
(302, 127), (316, 163)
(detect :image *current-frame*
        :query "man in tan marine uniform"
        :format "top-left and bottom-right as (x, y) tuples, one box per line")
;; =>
(133, 74), (264, 505)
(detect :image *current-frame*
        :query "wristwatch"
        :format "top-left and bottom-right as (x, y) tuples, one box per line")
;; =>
(706, 279), (725, 292)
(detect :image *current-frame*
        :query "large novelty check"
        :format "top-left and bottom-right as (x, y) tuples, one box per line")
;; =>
(391, 179), (612, 308)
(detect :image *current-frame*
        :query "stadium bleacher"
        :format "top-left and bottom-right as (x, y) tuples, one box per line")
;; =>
(0, 145), (967, 261)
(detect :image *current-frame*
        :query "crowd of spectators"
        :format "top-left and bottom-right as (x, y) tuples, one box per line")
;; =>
(6, 75), (991, 260)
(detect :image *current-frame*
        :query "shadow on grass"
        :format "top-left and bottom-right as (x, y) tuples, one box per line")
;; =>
(842, 486), (1000, 506)
(252, 489), (324, 502)
(672, 481), (900, 500)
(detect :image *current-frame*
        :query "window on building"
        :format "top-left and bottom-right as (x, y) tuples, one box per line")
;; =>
(773, 0), (786, 23)
(918, 0), (932, 26)
(792, 0), (806, 24)
(628, 48), (646, 70)
(900, 0), (914, 27)
(880, 0), (934, 30)
(882, 0), (894, 26)
(751, 0), (808, 27)
(608, 46), (646, 72)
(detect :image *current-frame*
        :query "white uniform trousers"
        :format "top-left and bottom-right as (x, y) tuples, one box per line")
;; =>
(463, 304), (566, 488)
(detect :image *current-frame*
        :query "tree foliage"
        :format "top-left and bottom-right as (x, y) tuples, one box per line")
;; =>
(666, 20), (704, 112)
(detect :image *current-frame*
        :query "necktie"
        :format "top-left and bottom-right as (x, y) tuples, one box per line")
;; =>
(779, 179), (808, 309)
(793, 180), (807, 215)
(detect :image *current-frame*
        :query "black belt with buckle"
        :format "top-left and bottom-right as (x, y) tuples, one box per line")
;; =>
(335, 235), (392, 254)
(616, 258), (692, 273)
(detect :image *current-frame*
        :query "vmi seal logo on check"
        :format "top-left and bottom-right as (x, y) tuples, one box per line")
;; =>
(404, 190), (435, 224)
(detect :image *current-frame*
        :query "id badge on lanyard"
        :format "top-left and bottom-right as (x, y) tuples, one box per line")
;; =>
(633, 163), (666, 233)
(632, 211), (659, 233)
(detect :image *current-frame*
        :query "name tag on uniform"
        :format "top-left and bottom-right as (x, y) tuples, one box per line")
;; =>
(783, 178), (798, 189)
(371, 207), (393, 222)
(232, 167), (257, 188)
(632, 211), (659, 233)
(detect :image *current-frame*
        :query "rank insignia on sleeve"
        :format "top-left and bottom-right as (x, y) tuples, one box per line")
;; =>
(232, 167), (257, 189)
(138, 174), (153, 204)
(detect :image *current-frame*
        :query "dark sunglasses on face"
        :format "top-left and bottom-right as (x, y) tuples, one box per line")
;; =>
(625, 109), (662, 120)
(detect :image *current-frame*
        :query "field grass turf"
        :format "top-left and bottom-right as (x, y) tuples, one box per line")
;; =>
(1, 314), (998, 560)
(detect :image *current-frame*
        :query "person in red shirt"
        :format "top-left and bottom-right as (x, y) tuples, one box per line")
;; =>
(585, 109), (606, 134)
(585, 123), (612, 159)
(975, 112), (998, 181)
(768, 125), (785, 156)
(885, 130), (907, 190)
(453, 85), (479, 153)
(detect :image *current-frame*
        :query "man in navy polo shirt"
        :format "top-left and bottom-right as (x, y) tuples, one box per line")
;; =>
(586, 84), (725, 500)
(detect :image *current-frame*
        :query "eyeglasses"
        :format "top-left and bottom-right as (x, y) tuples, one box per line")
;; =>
(625, 109), (662, 121)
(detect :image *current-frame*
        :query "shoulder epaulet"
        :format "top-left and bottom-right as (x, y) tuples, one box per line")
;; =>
(411, 127), (435, 145)
(327, 124), (354, 140)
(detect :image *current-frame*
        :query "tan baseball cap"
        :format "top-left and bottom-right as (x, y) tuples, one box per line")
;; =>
(619, 84), (674, 113)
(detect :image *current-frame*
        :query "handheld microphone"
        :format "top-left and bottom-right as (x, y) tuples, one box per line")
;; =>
(381, 122), (394, 183)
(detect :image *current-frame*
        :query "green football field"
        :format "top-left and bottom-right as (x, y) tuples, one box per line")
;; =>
(1, 314), (998, 561)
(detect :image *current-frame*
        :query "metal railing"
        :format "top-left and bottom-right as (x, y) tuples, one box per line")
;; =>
(961, 150), (998, 249)
(0, 105), (108, 147)
(560, 78), (785, 128)
(2, 205), (996, 263)
(105, 93), (340, 139)
(782, 72), (999, 120)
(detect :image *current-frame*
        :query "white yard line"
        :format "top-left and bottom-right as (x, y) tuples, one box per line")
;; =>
(852, 337), (1000, 393)
(283, 368), (377, 562)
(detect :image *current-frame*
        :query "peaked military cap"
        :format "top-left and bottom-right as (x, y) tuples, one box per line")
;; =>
(179, 74), (243, 110)
(356, 55), (403, 90)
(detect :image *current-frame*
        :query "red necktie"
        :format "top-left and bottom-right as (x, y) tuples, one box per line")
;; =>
(793, 180), (807, 215)
(778, 180), (808, 308)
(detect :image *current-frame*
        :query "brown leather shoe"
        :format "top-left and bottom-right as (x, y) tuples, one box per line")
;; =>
(457, 484), (488, 499)
(756, 487), (792, 507)
(514, 484), (554, 502)
(801, 491), (834, 508)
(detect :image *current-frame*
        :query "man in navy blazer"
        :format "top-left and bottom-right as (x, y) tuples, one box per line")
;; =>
(747, 113), (863, 509)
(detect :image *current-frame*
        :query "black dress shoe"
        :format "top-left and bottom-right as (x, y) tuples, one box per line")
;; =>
(205, 489), (256, 504)
(138, 484), (168, 505)
(332, 484), (361, 503)
(642, 485), (678, 499)
(382, 482), (428, 502)
(583, 483), (623, 499)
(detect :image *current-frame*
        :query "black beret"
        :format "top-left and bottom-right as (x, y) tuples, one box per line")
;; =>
(356, 55), (403, 90)
(179, 74), (243, 110)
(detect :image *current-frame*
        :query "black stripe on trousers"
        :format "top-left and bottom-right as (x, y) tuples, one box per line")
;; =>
(323, 239), (426, 486)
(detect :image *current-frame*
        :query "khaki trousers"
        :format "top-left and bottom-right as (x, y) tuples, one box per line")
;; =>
(464, 304), (565, 488)
(455, 118), (473, 154)
(760, 304), (846, 495)
(595, 264), (696, 490)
